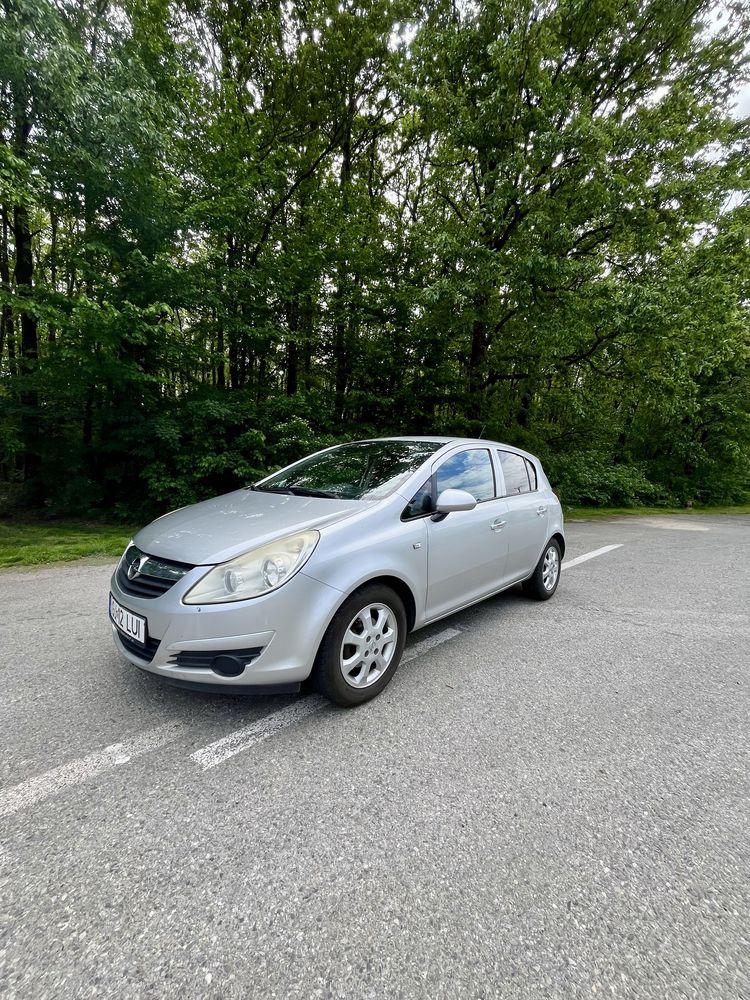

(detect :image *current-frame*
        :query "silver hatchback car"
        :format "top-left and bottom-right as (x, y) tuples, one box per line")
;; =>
(110, 437), (564, 705)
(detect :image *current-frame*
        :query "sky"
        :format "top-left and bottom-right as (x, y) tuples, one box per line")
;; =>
(733, 82), (750, 119)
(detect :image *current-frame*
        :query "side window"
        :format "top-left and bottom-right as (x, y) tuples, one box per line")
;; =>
(524, 458), (538, 492)
(498, 451), (530, 496)
(402, 478), (433, 519)
(436, 449), (495, 502)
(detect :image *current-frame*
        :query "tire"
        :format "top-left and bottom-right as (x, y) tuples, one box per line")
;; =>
(522, 538), (562, 601)
(312, 584), (408, 707)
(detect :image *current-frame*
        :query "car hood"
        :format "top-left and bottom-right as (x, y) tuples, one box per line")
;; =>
(133, 489), (361, 565)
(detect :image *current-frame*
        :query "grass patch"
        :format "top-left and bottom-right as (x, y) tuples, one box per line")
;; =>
(2, 504), (749, 569)
(564, 504), (750, 521)
(0, 521), (134, 569)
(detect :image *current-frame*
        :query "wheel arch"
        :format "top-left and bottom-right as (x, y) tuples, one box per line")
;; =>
(550, 531), (566, 558)
(332, 574), (418, 633)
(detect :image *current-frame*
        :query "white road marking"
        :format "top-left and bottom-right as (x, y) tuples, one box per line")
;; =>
(639, 518), (709, 532)
(192, 628), (463, 771)
(562, 544), (623, 570)
(402, 627), (462, 664)
(191, 697), (328, 770)
(0, 721), (189, 819)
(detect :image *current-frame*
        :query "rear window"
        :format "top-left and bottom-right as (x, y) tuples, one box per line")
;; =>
(498, 451), (531, 496)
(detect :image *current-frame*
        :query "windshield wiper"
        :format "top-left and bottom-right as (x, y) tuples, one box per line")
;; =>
(249, 485), (294, 495)
(285, 486), (341, 499)
(250, 484), (341, 499)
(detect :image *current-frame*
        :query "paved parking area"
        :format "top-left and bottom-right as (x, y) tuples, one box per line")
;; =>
(0, 516), (748, 998)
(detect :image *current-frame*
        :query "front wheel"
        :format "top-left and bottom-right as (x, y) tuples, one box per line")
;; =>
(522, 539), (561, 601)
(311, 584), (407, 706)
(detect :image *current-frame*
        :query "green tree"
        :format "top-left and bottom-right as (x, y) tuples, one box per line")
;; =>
(408, 0), (749, 471)
(0, 0), (748, 518)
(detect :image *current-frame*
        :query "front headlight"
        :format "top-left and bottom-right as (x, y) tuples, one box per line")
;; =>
(183, 530), (320, 605)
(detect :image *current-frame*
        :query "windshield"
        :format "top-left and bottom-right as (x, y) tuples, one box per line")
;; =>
(254, 440), (443, 501)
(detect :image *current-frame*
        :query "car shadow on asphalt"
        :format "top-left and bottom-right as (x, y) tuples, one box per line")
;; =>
(110, 585), (530, 725)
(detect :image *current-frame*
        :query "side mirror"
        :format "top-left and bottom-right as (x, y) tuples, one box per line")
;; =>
(434, 488), (478, 517)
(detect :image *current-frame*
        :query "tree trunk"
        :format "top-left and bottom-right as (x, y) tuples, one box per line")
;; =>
(466, 307), (487, 422)
(226, 234), (242, 389)
(82, 385), (95, 449)
(333, 94), (354, 421)
(0, 203), (12, 366)
(216, 318), (225, 388)
(13, 192), (40, 481)
(285, 290), (299, 395)
(48, 190), (58, 343)
(300, 290), (314, 391)
(228, 331), (239, 390)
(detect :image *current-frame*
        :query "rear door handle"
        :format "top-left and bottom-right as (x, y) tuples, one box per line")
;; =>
(536, 506), (547, 516)
(490, 519), (507, 532)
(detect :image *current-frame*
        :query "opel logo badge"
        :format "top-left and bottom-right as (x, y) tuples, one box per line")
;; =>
(128, 555), (147, 580)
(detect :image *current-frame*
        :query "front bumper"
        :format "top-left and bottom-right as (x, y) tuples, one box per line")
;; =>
(109, 563), (344, 689)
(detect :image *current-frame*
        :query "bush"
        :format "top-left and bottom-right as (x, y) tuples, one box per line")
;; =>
(544, 451), (671, 508)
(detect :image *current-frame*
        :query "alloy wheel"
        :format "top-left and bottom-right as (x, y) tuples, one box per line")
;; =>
(542, 546), (559, 591)
(339, 603), (398, 689)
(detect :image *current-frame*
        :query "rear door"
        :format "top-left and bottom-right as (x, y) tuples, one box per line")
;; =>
(496, 450), (549, 582)
(424, 448), (509, 620)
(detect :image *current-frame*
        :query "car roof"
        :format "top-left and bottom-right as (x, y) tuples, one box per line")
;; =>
(353, 435), (525, 451)
(348, 436), (544, 470)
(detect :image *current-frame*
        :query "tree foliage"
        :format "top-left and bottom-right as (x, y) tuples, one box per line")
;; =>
(1, 0), (748, 518)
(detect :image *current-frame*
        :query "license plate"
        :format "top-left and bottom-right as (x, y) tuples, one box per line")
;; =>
(109, 593), (147, 645)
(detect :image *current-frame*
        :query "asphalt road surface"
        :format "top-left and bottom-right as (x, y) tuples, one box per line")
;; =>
(1, 516), (748, 999)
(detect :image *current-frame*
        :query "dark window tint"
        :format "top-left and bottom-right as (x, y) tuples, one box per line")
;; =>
(256, 440), (442, 501)
(436, 449), (495, 502)
(402, 478), (433, 519)
(524, 458), (538, 491)
(498, 451), (530, 496)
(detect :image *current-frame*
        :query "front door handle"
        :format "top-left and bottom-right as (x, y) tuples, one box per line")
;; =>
(536, 506), (547, 516)
(490, 519), (507, 532)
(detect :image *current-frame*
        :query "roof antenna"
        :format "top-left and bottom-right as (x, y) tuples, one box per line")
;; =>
(478, 424), (486, 439)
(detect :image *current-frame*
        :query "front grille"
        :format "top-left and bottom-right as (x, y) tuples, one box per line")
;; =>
(169, 647), (263, 670)
(116, 545), (193, 600)
(115, 629), (161, 663)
